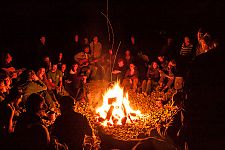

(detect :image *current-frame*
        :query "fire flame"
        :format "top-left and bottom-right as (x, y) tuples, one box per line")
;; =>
(96, 82), (142, 126)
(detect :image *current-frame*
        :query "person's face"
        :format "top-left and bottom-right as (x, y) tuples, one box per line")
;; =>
(130, 64), (135, 70)
(0, 82), (7, 93)
(61, 64), (66, 71)
(40, 36), (46, 44)
(59, 53), (63, 59)
(93, 36), (98, 44)
(168, 61), (175, 68)
(74, 35), (79, 43)
(4, 77), (11, 87)
(6, 53), (12, 63)
(109, 49), (113, 55)
(152, 62), (158, 69)
(118, 61), (124, 67)
(52, 65), (57, 72)
(73, 64), (78, 71)
(158, 56), (164, 62)
(184, 37), (190, 44)
(44, 57), (50, 62)
(131, 36), (135, 44)
(39, 68), (45, 76)
(31, 73), (38, 81)
(168, 38), (173, 45)
(125, 50), (130, 56)
(84, 38), (89, 44)
(84, 47), (89, 53)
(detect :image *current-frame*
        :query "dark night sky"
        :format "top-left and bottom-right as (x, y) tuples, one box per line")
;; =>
(0, 0), (225, 65)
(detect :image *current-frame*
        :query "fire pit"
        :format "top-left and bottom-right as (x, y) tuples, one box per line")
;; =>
(74, 80), (180, 148)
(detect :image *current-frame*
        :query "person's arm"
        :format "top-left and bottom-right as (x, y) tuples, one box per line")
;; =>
(6, 104), (15, 133)
(74, 52), (84, 63)
(23, 78), (47, 96)
(197, 28), (202, 42)
(47, 72), (53, 83)
(59, 77), (63, 88)
(90, 43), (94, 57)
(133, 69), (139, 79)
(1, 67), (16, 73)
(146, 68), (151, 79)
(124, 70), (130, 78)
(180, 43), (184, 55)
(99, 43), (103, 55)
(58, 71), (63, 88)
(112, 70), (121, 74)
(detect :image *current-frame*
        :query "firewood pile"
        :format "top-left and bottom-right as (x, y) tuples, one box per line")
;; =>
(74, 80), (180, 148)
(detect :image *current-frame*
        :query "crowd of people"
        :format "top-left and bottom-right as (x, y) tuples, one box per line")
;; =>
(0, 27), (220, 149)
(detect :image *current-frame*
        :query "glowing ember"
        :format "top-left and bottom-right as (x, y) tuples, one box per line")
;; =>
(96, 82), (142, 126)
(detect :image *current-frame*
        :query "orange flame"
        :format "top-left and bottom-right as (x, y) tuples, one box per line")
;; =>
(96, 82), (141, 126)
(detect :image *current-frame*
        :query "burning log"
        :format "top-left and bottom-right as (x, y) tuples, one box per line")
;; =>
(122, 103), (127, 117)
(107, 122), (113, 126)
(108, 97), (116, 105)
(130, 113), (136, 116)
(106, 106), (114, 120)
(112, 116), (119, 124)
(128, 114), (133, 123)
(121, 117), (127, 125)
(98, 117), (105, 122)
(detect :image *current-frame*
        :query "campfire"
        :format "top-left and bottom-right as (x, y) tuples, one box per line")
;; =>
(75, 80), (180, 147)
(96, 82), (142, 126)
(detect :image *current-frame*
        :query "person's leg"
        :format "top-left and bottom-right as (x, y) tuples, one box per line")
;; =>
(163, 77), (174, 92)
(133, 78), (138, 92)
(159, 76), (165, 88)
(81, 66), (91, 80)
(122, 78), (130, 91)
(146, 79), (152, 93)
(141, 80), (147, 93)
(89, 64), (98, 80)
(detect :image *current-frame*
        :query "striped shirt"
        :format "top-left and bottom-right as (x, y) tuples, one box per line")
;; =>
(180, 43), (193, 56)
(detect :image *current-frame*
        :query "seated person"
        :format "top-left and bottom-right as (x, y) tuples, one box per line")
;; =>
(74, 46), (98, 81)
(65, 63), (87, 101)
(111, 58), (126, 82)
(47, 62), (63, 94)
(0, 88), (23, 134)
(122, 63), (139, 92)
(0, 88), (23, 148)
(123, 49), (134, 70)
(14, 93), (67, 150)
(14, 93), (47, 135)
(141, 61), (160, 95)
(37, 68), (54, 90)
(37, 67), (57, 103)
(61, 64), (69, 83)
(0, 71), (12, 97)
(52, 96), (93, 150)
(1, 52), (24, 79)
(15, 70), (55, 109)
(42, 56), (52, 73)
(159, 60), (177, 92)
(157, 55), (168, 71)
(2, 74), (12, 94)
(57, 52), (65, 69)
